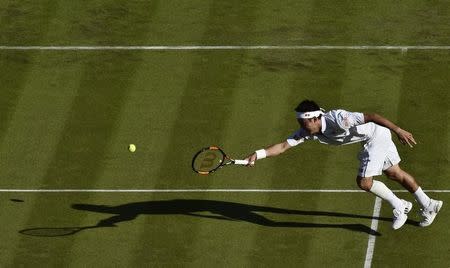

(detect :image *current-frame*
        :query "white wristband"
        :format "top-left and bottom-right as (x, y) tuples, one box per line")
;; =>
(255, 149), (267, 160)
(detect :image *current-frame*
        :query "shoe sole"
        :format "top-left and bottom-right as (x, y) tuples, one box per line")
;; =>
(436, 200), (443, 213)
(392, 215), (408, 230)
(419, 200), (443, 227)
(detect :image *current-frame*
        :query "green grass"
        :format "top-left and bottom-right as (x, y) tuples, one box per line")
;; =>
(1, 0), (450, 267)
(0, 193), (379, 266)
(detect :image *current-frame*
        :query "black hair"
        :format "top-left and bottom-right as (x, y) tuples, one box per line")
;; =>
(294, 99), (320, 113)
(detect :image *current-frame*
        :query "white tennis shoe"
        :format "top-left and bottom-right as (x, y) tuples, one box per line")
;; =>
(392, 199), (412, 230)
(419, 199), (443, 227)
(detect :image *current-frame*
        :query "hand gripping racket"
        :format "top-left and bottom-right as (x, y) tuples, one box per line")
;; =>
(192, 146), (249, 175)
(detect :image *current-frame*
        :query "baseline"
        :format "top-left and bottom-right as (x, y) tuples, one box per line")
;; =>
(1, 189), (450, 193)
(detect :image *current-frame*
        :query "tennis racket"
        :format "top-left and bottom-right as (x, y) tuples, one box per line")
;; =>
(192, 146), (249, 175)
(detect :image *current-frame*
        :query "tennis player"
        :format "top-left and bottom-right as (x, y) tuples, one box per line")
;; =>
(245, 100), (443, 230)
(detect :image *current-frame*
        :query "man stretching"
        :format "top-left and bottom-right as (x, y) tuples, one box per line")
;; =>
(245, 100), (443, 230)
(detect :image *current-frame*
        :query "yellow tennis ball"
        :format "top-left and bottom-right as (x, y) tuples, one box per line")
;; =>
(128, 144), (136, 152)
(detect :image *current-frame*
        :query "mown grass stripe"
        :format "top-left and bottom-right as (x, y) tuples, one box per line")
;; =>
(250, 0), (351, 264)
(138, 0), (261, 265)
(0, 1), (72, 267)
(10, 1), (162, 267)
(396, 52), (450, 184)
(0, 0), (60, 148)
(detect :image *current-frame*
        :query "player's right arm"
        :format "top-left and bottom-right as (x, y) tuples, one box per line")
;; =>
(364, 113), (417, 147)
(245, 141), (292, 166)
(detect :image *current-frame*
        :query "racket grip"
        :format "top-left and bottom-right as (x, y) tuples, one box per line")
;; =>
(234, 159), (249, 165)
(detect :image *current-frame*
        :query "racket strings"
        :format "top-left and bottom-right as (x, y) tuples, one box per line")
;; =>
(192, 149), (225, 173)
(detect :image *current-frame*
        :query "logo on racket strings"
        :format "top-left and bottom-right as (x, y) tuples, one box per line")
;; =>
(200, 152), (217, 169)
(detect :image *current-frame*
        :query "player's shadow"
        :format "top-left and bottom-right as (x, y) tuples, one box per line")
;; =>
(69, 199), (412, 236)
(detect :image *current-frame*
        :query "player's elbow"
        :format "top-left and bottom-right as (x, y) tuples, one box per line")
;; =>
(279, 142), (291, 154)
(364, 113), (379, 123)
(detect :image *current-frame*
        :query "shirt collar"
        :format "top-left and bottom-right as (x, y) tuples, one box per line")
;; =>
(321, 116), (326, 133)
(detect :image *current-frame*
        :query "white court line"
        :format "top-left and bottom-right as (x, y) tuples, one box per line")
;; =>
(0, 189), (364, 193)
(1, 188), (449, 193)
(0, 45), (450, 51)
(364, 197), (382, 268)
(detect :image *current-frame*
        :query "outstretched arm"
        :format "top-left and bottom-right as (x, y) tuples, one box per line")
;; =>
(244, 141), (292, 166)
(364, 113), (417, 147)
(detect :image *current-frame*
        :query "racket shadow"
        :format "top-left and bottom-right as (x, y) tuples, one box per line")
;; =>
(67, 199), (416, 236)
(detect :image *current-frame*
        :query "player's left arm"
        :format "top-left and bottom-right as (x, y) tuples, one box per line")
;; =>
(364, 113), (417, 147)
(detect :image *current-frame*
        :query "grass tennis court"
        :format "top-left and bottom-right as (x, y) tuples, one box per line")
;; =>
(1, 1), (450, 267)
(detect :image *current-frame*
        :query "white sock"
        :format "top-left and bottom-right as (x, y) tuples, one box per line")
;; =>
(413, 187), (431, 208)
(370, 180), (403, 209)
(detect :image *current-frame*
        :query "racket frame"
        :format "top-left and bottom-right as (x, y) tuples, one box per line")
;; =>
(192, 146), (244, 175)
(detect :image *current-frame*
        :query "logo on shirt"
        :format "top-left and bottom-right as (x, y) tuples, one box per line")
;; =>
(342, 117), (351, 129)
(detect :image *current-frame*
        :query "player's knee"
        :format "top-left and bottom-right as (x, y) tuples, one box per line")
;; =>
(356, 176), (373, 191)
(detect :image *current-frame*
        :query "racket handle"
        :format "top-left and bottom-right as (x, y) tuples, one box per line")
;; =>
(234, 159), (249, 165)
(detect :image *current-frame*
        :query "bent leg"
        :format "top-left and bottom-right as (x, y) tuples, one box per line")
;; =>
(383, 164), (419, 193)
(384, 164), (434, 208)
(385, 165), (444, 227)
(356, 176), (403, 209)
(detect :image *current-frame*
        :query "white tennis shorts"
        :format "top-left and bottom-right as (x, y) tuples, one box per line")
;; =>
(357, 125), (401, 177)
